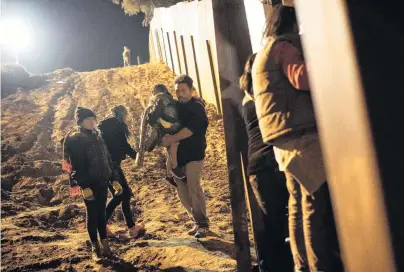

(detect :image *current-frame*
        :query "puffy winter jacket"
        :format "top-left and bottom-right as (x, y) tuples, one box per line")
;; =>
(63, 126), (117, 189)
(147, 92), (182, 136)
(252, 34), (317, 143)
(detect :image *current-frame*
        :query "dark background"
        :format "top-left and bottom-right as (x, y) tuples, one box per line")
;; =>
(1, 0), (149, 74)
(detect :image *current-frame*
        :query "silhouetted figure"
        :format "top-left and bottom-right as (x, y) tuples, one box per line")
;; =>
(123, 46), (131, 67)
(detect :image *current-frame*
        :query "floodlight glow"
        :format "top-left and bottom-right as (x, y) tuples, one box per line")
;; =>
(0, 18), (32, 52)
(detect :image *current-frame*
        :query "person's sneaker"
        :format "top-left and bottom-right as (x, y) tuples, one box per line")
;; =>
(171, 167), (186, 180)
(129, 223), (146, 238)
(91, 241), (103, 261)
(187, 225), (198, 236)
(164, 176), (178, 188)
(100, 239), (113, 258)
(195, 227), (208, 238)
(106, 225), (115, 238)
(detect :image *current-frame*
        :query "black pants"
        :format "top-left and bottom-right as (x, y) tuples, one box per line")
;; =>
(84, 185), (108, 243)
(106, 166), (135, 228)
(250, 168), (294, 272)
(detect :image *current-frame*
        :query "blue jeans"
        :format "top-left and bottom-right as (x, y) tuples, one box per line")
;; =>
(286, 172), (342, 272)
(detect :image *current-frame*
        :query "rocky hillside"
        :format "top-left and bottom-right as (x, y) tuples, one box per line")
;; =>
(1, 63), (236, 271)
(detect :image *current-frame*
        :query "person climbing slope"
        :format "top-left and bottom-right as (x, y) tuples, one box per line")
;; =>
(98, 105), (145, 238)
(63, 107), (121, 261)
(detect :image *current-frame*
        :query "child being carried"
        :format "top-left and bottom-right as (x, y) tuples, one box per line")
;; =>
(146, 84), (186, 185)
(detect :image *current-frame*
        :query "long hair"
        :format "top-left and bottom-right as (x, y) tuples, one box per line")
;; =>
(111, 105), (131, 137)
(240, 53), (257, 96)
(263, 4), (297, 39)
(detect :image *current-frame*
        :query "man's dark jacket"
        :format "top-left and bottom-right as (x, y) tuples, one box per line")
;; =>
(177, 97), (208, 167)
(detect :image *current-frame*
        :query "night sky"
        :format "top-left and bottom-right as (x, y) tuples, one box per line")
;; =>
(1, 0), (149, 74)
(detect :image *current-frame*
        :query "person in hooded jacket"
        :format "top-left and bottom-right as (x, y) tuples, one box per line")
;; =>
(63, 107), (120, 261)
(98, 105), (145, 238)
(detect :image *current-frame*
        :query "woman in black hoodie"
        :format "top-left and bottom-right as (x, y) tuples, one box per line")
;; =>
(98, 105), (145, 238)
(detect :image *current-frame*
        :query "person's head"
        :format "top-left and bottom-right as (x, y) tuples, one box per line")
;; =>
(112, 105), (129, 123)
(240, 53), (257, 96)
(174, 74), (193, 103)
(263, 5), (298, 39)
(76, 107), (97, 130)
(151, 84), (169, 96)
(124, 46), (128, 50)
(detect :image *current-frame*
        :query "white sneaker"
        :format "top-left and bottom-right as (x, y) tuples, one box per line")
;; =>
(195, 227), (208, 238)
(187, 225), (198, 235)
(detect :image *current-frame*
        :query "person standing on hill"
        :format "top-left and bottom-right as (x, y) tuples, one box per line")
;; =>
(161, 74), (210, 238)
(123, 46), (131, 67)
(63, 107), (120, 261)
(98, 105), (145, 238)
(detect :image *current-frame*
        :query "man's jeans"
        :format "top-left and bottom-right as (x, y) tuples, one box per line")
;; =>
(175, 160), (209, 228)
(286, 172), (342, 272)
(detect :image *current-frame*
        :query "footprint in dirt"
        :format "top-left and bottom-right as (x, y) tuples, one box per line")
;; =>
(19, 233), (66, 243)
(13, 204), (82, 229)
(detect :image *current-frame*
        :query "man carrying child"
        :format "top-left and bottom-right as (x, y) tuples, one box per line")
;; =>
(161, 75), (210, 238)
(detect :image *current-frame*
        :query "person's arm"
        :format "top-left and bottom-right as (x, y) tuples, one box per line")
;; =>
(120, 124), (137, 159)
(280, 42), (310, 91)
(169, 127), (194, 142)
(107, 150), (120, 184)
(98, 135), (119, 184)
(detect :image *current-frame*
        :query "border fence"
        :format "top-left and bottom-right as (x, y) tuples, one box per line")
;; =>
(149, 1), (404, 271)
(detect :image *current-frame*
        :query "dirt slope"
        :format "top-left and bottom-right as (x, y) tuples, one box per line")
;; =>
(1, 63), (236, 271)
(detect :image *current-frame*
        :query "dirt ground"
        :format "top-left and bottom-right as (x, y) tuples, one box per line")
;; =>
(1, 63), (239, 271)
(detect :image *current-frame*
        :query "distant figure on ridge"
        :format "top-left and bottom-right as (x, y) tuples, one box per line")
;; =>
(123, 46), (131, 67)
